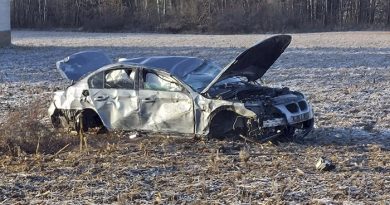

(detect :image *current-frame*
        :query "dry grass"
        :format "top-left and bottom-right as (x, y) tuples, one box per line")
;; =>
(0, 101), (388, 204)
(0, 100), (76, 156)
(0, 104), (388, 204)
(0, 130), (389, 204)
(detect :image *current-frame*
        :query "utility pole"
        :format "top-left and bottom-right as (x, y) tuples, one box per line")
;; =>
(0, 0), (11, 47)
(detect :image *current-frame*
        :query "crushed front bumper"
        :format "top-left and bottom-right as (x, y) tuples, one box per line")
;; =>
(273, 100), (314, 125)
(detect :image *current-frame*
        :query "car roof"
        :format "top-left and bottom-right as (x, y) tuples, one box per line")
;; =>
(119, 56), (205, 78)
(81, 56), (207, 84)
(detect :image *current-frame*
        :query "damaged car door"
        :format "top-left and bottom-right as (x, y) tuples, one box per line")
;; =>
(88, 67), (140, 130)
(138, 69), (194, 134)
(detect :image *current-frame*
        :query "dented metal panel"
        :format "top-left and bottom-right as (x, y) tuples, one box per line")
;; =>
(89, 88), (139, 130)
(138, 90), (194, 133)
(192, 95), (257, 134)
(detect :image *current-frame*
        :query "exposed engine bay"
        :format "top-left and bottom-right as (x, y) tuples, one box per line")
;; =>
(207, 83), (314, 142)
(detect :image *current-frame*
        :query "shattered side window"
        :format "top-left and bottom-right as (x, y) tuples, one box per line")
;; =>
(104, 69), (135, 89)
(143, 72), (183, 92)
(88, 72), (104, 89)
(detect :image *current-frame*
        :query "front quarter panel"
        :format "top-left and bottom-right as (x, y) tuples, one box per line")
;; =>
(193, 95), (257, 135)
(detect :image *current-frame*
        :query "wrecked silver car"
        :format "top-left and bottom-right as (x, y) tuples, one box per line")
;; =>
(49, 35), (314, 142)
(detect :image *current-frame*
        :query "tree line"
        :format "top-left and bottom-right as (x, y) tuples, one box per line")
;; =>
(11, 0), (390, 33)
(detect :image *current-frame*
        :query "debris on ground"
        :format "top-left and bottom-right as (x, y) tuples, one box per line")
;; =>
(316, 157), (336, 171)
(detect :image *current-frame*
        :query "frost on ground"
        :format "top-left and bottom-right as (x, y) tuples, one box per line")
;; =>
(0, 31), (389, 203)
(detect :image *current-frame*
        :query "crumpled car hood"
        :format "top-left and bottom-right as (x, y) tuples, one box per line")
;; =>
(56, 51), (112, 81)
(201, 35), (292, 94)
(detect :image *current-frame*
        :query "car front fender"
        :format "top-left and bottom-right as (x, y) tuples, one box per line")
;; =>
(194, 96), (256, 135)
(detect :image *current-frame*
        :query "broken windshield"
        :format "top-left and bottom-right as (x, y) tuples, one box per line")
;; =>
(181, 61), (242, 92)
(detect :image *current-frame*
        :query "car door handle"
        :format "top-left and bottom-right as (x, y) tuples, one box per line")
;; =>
(141, 98), (156, 103)
(94, 96), (109, 101)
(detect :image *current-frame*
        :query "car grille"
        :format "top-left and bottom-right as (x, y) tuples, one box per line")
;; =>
(286, 101), (308, 113)
(286, 103), (299, 113)
(298, 101), (307, 110)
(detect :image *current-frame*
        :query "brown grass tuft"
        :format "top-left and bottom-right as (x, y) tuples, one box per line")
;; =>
(0, 100), (75, 156)
(239, 146), (251, 164)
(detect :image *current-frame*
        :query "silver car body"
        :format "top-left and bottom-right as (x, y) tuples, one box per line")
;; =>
(49, 35), (314, 141)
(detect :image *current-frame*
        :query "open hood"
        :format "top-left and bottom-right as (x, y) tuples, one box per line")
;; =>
(201, 35), (292, 94)
(56, 51), (112, 81)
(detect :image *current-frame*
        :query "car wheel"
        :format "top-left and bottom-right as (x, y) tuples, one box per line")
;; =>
(209, 111), (246, 140)
(76, 109), (106, 134)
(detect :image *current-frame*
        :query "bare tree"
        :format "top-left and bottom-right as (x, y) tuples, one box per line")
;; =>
(11, 0), (390, 33)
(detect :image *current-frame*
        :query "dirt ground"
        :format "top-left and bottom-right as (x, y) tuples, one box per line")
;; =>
(0, 31), (389, 204)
